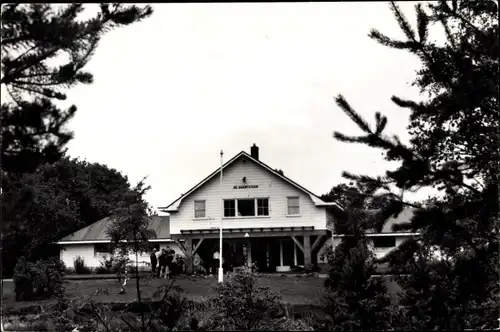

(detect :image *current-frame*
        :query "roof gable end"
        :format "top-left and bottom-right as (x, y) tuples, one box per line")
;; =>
(159, 151), (344, 212)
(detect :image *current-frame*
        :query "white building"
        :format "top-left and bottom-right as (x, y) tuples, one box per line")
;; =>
(58, 215), (172, 270)
(158, 144), (345, 273)
(57, 144), (418, 273)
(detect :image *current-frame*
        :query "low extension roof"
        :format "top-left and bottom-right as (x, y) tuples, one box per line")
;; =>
(329, 207), (419, 236)
(57, 215), (170, 244)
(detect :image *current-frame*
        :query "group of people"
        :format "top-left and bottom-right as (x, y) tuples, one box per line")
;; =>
(150, 247), (175, 278)
(150, 246), (245, 278)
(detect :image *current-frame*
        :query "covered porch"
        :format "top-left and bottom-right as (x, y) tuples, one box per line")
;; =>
(172, 226), (330, 274)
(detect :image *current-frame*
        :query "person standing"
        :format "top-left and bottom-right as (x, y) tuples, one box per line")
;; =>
(213, 249), (220, 276)
(150, 248), (158, 277)
(165, 246), (174, 278)
(157, 249), (167, 278)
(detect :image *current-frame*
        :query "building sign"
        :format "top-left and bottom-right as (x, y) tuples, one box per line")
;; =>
(233, 185), (259, 189)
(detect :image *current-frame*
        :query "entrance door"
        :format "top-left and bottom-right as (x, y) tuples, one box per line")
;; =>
(251, 239), (268, 272)
(232, 241), (245, 267)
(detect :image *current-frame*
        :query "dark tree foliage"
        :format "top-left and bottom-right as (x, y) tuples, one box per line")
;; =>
(1, 3), (153, 276)
(321, 183), (404, 234)
(1, 100), (75, 174)
(1, 4), (153, 174)
(322, 184), (393, 330)
(321, 182), (396, 210)
(2, 157), (132, 276)
(332, 1), (498, 329)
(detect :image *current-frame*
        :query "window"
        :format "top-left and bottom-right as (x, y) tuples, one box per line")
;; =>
(224, 198), (269, 217)
(287, 197), (300, 215)
(224, 199), (236, 217)
(373, 236), (396, 248)
(94, 243), (112, 257)
(194, 200), (206, 218)
(237, 199), (255, 216)
(257, 198), (269, 216)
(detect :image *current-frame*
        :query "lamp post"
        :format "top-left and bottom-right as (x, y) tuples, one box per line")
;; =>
(219, 150), (224, 283)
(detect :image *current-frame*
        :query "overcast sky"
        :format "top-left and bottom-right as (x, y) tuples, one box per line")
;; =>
(53, 2), (429, 210)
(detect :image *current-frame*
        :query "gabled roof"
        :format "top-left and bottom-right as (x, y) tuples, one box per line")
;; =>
(158, 151), (344, 213)
(57, 215), (170, 244)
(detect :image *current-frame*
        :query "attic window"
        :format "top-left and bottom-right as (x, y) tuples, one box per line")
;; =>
(194, 200), (206, 218)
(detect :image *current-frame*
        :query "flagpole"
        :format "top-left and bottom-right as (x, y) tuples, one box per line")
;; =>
(218, 150), (224, 283)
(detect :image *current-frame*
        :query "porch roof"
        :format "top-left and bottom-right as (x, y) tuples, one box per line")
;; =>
(172, 226), (329, 239)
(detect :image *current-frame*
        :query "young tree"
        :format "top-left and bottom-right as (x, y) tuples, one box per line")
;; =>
(332, 1), (498, 329)
(322, 185), (393, 330)
(1, 4), (153, 174)
(107, 178), (156, 332)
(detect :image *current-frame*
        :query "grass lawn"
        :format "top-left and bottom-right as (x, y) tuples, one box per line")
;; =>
(2, 274), (402, 313)
(2, 275), (327, 311)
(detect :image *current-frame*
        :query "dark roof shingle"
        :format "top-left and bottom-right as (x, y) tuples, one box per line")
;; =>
(59, 215), (170, 242)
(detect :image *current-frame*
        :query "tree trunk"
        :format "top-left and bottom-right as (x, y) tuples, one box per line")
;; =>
(134, 240), (145, 332)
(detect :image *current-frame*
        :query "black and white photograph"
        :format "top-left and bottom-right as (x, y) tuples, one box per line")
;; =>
(1, 2), (498, 331)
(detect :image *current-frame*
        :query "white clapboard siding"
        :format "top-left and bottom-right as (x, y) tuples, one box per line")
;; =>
(169, 156), (328, 234)
(60, 242), (182, 269)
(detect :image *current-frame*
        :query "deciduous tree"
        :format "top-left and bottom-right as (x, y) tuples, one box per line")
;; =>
(2, 157), (133, 276)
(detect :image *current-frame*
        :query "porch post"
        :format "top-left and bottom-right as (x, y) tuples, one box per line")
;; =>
(279, 239), (284, 266)
(266, 242), (270, 269)
(185, 238), (193, 274)
(247, 240), (252, 267)
(294, 242), (297, 266)
(303, 235), (312, 266)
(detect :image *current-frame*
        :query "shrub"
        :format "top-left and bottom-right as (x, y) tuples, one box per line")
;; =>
(13, 257), (35, 301)
(99, 255), (115, 273)
(32, 257), (66, 298)
(273, 317), (315, 331)
(73, 256), (91, 274)
(153, 285), (187, 330)
(176, 299), (218, 330)
(94, 265), (108, 274)
(210, 269), (282, 330)
(13, 256), (66, 301)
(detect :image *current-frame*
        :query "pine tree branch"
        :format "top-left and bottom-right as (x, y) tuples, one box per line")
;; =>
(389, 1), (416, 40)
(10, 83), (65, 99)
(435, 0), (484, 35)
(6, 43), (41, 66)
(5, 85), (22, 107)
(11, 79), (64, 87)
(383, 2), (465, 98)
(335, 95), (372, 133)
(1, 47), (59, 84)
(415, 4), (430, 42)
(0, 34), (34, 48)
